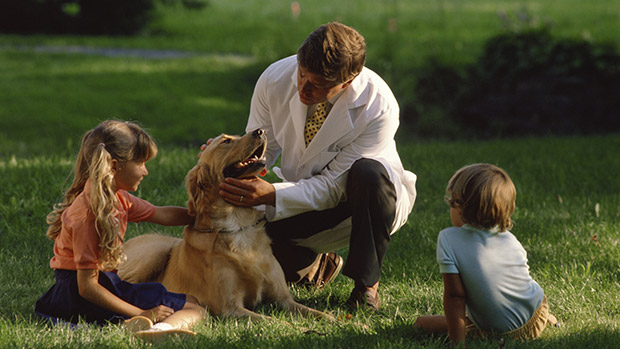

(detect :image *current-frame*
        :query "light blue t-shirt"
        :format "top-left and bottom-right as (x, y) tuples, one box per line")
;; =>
(436, 225), (544, 333)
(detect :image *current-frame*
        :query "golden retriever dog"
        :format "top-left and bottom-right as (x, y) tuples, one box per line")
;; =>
(118, 129), (334, 321)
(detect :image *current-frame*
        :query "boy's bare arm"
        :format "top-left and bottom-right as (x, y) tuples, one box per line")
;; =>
(442, 273), (467, 345)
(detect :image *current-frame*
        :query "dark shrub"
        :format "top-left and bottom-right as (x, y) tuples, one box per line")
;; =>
(409, 29), (620, 137)
(0, 0), (154, 35)
(400, 61), (466, 139)
(79, 0), (156, 35)
(459, 29), (620, 136)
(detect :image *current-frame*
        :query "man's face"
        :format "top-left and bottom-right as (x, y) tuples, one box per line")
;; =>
(297, 65), (353, 105)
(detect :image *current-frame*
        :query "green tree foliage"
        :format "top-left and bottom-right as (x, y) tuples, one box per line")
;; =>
(0, 0), (207, 35)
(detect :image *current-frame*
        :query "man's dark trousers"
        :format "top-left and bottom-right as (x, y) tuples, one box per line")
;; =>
(266, 158), (397, 287)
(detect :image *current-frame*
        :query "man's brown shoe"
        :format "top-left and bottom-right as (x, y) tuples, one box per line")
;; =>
(345, 288), (381, 311)
(301, 252), (343, 288)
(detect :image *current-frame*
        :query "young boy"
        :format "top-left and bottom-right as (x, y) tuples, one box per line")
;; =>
(414, 163), (556, 345)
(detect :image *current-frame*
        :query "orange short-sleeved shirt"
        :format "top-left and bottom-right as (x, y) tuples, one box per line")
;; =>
(49, 183), (156, 270)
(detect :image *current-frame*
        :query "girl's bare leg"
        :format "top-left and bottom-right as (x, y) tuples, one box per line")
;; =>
(160, 296), (205, 330)
(160, 306), (204, 330)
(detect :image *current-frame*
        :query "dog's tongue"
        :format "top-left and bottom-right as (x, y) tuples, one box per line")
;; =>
(259, 168), (267, 177)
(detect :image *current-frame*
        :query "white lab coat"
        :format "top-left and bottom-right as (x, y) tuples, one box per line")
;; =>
(246, 55), (417, 252)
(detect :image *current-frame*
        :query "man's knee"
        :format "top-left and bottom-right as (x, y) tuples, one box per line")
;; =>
(348, 159), (393, 196)
(348, 158), (389, 190)
(347, 159), (397, 226)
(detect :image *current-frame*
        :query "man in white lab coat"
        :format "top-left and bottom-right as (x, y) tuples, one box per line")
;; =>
(219, 22), (416, 310)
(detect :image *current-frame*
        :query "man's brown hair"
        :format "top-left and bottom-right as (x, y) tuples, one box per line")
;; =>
(297, 22), (366, 84)
(445, 163), (516, 232)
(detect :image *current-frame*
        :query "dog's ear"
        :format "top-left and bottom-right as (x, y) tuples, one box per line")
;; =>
(186, 164), (214, 216)
(186, 165), (201, 216)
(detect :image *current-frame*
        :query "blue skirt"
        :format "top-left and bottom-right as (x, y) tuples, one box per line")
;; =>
(35, 269), (186, 326)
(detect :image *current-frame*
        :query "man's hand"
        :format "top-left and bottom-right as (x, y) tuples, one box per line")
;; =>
(219, 176), (275, 207)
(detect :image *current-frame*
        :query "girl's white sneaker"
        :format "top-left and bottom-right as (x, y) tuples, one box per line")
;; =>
(134, 323), (196, 342)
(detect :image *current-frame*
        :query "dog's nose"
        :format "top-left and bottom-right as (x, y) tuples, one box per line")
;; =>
(252, 129), (264, 138)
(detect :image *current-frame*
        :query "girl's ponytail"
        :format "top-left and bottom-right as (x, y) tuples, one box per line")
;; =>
(89, 143), (123, 271)
(46, 130), (93, 240)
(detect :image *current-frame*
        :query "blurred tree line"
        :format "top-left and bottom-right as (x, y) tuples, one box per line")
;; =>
(0, 0), (206, 35)
(2, 3), (618, 138)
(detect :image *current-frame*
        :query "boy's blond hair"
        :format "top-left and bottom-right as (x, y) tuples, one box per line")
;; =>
(297, 22), (366, 84)
(445, 163), (516, 232)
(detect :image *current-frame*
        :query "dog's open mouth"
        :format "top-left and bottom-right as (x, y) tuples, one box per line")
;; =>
(223, 142), (267, 178)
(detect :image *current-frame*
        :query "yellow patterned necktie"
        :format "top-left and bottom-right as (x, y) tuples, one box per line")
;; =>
(304, 102), (328, 146)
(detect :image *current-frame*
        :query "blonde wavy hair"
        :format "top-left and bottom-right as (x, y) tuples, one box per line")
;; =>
(445, 163), (516, 232)
(46, 120), (157, 270)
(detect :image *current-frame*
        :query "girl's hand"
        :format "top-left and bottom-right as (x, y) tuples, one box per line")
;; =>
(198, 138), (214, 158)
(140, 305), (175, 323)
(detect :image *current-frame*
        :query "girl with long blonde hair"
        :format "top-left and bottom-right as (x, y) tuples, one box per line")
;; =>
(36, 120), (204, 340)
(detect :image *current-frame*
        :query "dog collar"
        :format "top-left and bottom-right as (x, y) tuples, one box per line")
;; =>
(193, 227), (215, 233)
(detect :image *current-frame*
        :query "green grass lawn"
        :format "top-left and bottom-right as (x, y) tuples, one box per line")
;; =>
(1, 0), (620, 347)
(1, 135), (619, 348)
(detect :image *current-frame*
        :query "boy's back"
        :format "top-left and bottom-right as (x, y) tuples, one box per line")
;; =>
(437, 224), (544, 332)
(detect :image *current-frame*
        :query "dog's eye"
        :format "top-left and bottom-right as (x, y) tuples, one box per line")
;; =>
(222, 139), (231, 144)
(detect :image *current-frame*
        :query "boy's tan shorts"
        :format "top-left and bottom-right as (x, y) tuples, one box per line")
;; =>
(465, 296), (551, 341)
